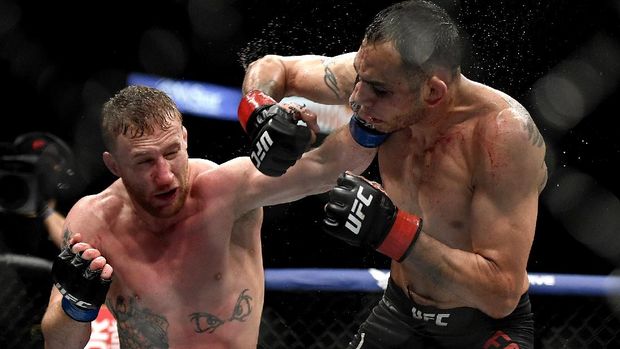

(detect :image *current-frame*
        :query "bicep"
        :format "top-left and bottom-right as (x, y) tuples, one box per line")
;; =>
(469, 181), (539, 275)
(62, 196), (103, 247)
(469, 143), (545, 275)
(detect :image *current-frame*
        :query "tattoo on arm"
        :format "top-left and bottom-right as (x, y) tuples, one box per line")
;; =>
(189, 289), (253, 334)
(62, 228), (72, 248)
(323, 58), (342, 100)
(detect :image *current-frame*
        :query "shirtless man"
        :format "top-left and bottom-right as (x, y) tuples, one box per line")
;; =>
(238, 0), (547, 347)
(39, 85), (335, 348)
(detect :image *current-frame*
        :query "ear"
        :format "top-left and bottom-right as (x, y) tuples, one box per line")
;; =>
(422, 76), (447, 106)
(182, 126), (188, 143)
(103, 151), (120, 177)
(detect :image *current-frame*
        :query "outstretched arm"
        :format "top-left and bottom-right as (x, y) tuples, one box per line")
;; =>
(219, 121), (376, 217)
(242, 53), (357, 104)
(223, 51), (378, 214)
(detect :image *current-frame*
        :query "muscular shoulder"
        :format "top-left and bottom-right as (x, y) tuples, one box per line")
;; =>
(192, 157), (254, 196)
(474, 102), (547, 191)
(189, 158), (219, 176)
(63, 190), (119, 245)
(191, 156), (263, 217)
(480, 102), (545, 155)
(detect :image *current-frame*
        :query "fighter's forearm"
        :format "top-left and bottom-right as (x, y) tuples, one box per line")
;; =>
(404, 232), (524, 319)
(42, 297), (92, 349)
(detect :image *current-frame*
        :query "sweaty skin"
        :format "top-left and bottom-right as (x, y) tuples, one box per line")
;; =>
(241, 40), (547, 319)
(43, 122), (265, 348)
(41, 97), (361, 348)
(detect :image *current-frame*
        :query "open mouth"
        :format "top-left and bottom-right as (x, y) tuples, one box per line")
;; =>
(355, 114), (381, 129)
(155, 188), (177, 201)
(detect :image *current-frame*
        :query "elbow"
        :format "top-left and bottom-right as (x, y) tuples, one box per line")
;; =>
(243, 54), (288, 99)
(484, 295), (520, 319)
(247, 54), (281, 71)
(482, 281), (523, 319)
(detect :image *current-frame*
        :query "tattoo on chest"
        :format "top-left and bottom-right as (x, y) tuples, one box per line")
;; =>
(189, 289), (253, 334)
(108, 296), (170, 349)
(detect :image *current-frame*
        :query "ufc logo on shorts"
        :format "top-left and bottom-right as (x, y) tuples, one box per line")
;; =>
(345, 186), (373, 234)
(251, 131), (273, 168)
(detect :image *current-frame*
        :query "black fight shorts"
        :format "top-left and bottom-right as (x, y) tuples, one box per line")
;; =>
(346, 278), (534, 349)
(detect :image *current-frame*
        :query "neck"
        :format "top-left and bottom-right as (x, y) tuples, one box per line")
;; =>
(408, 74), (477, 145)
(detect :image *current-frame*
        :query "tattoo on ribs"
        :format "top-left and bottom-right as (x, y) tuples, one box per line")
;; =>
(108, 295), (170, 349)
(189, 289), (253, 334)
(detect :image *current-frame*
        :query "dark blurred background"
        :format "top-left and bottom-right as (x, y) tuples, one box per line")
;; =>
(1, 1), (620, 346)
(3, 0), (617, 273)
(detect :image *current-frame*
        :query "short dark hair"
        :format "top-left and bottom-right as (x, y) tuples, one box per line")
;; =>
(100, 85), (182, 152)
(364, 0), (462, 77)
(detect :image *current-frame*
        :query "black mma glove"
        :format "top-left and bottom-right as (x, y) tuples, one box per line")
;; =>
(323, 172), (423, 262)
(238, 90), (312, 176)
(51, 245), (111, 322)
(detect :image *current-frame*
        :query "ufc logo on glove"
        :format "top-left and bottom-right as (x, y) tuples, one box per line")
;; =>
(345, 187), (373, 234)
(250, 131), (273, 168)
(323, 172), (422, 262)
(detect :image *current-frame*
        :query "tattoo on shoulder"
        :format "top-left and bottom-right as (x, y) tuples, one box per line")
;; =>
(108, 295), (170, 348)
(322, 58), (342, 100)
(189, 289), (253, 334)
(523, 117), (545, 148)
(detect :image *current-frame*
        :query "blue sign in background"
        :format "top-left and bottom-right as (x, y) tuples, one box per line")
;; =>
(128, 72), (242, 121)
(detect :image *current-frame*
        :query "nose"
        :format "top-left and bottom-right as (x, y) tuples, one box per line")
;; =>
(152, 157), (174, 186)
(349, 81), (372, 113)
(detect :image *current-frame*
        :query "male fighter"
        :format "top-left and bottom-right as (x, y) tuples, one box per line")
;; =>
(237, 0), (547, 347)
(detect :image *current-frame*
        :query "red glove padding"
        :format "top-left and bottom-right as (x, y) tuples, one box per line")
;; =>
(237, 90), (312, 176)
(323, 172), (422, 261)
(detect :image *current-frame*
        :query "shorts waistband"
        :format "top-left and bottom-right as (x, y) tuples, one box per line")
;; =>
(383, 278), (531, 331)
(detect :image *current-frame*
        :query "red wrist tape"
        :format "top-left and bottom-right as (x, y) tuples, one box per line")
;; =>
(237, 90), (277, 132)
(376, 210), (422, 262)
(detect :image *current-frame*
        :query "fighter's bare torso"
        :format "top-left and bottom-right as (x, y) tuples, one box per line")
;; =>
(78, 159), (264, 348)
(382, 82), (546, 309)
